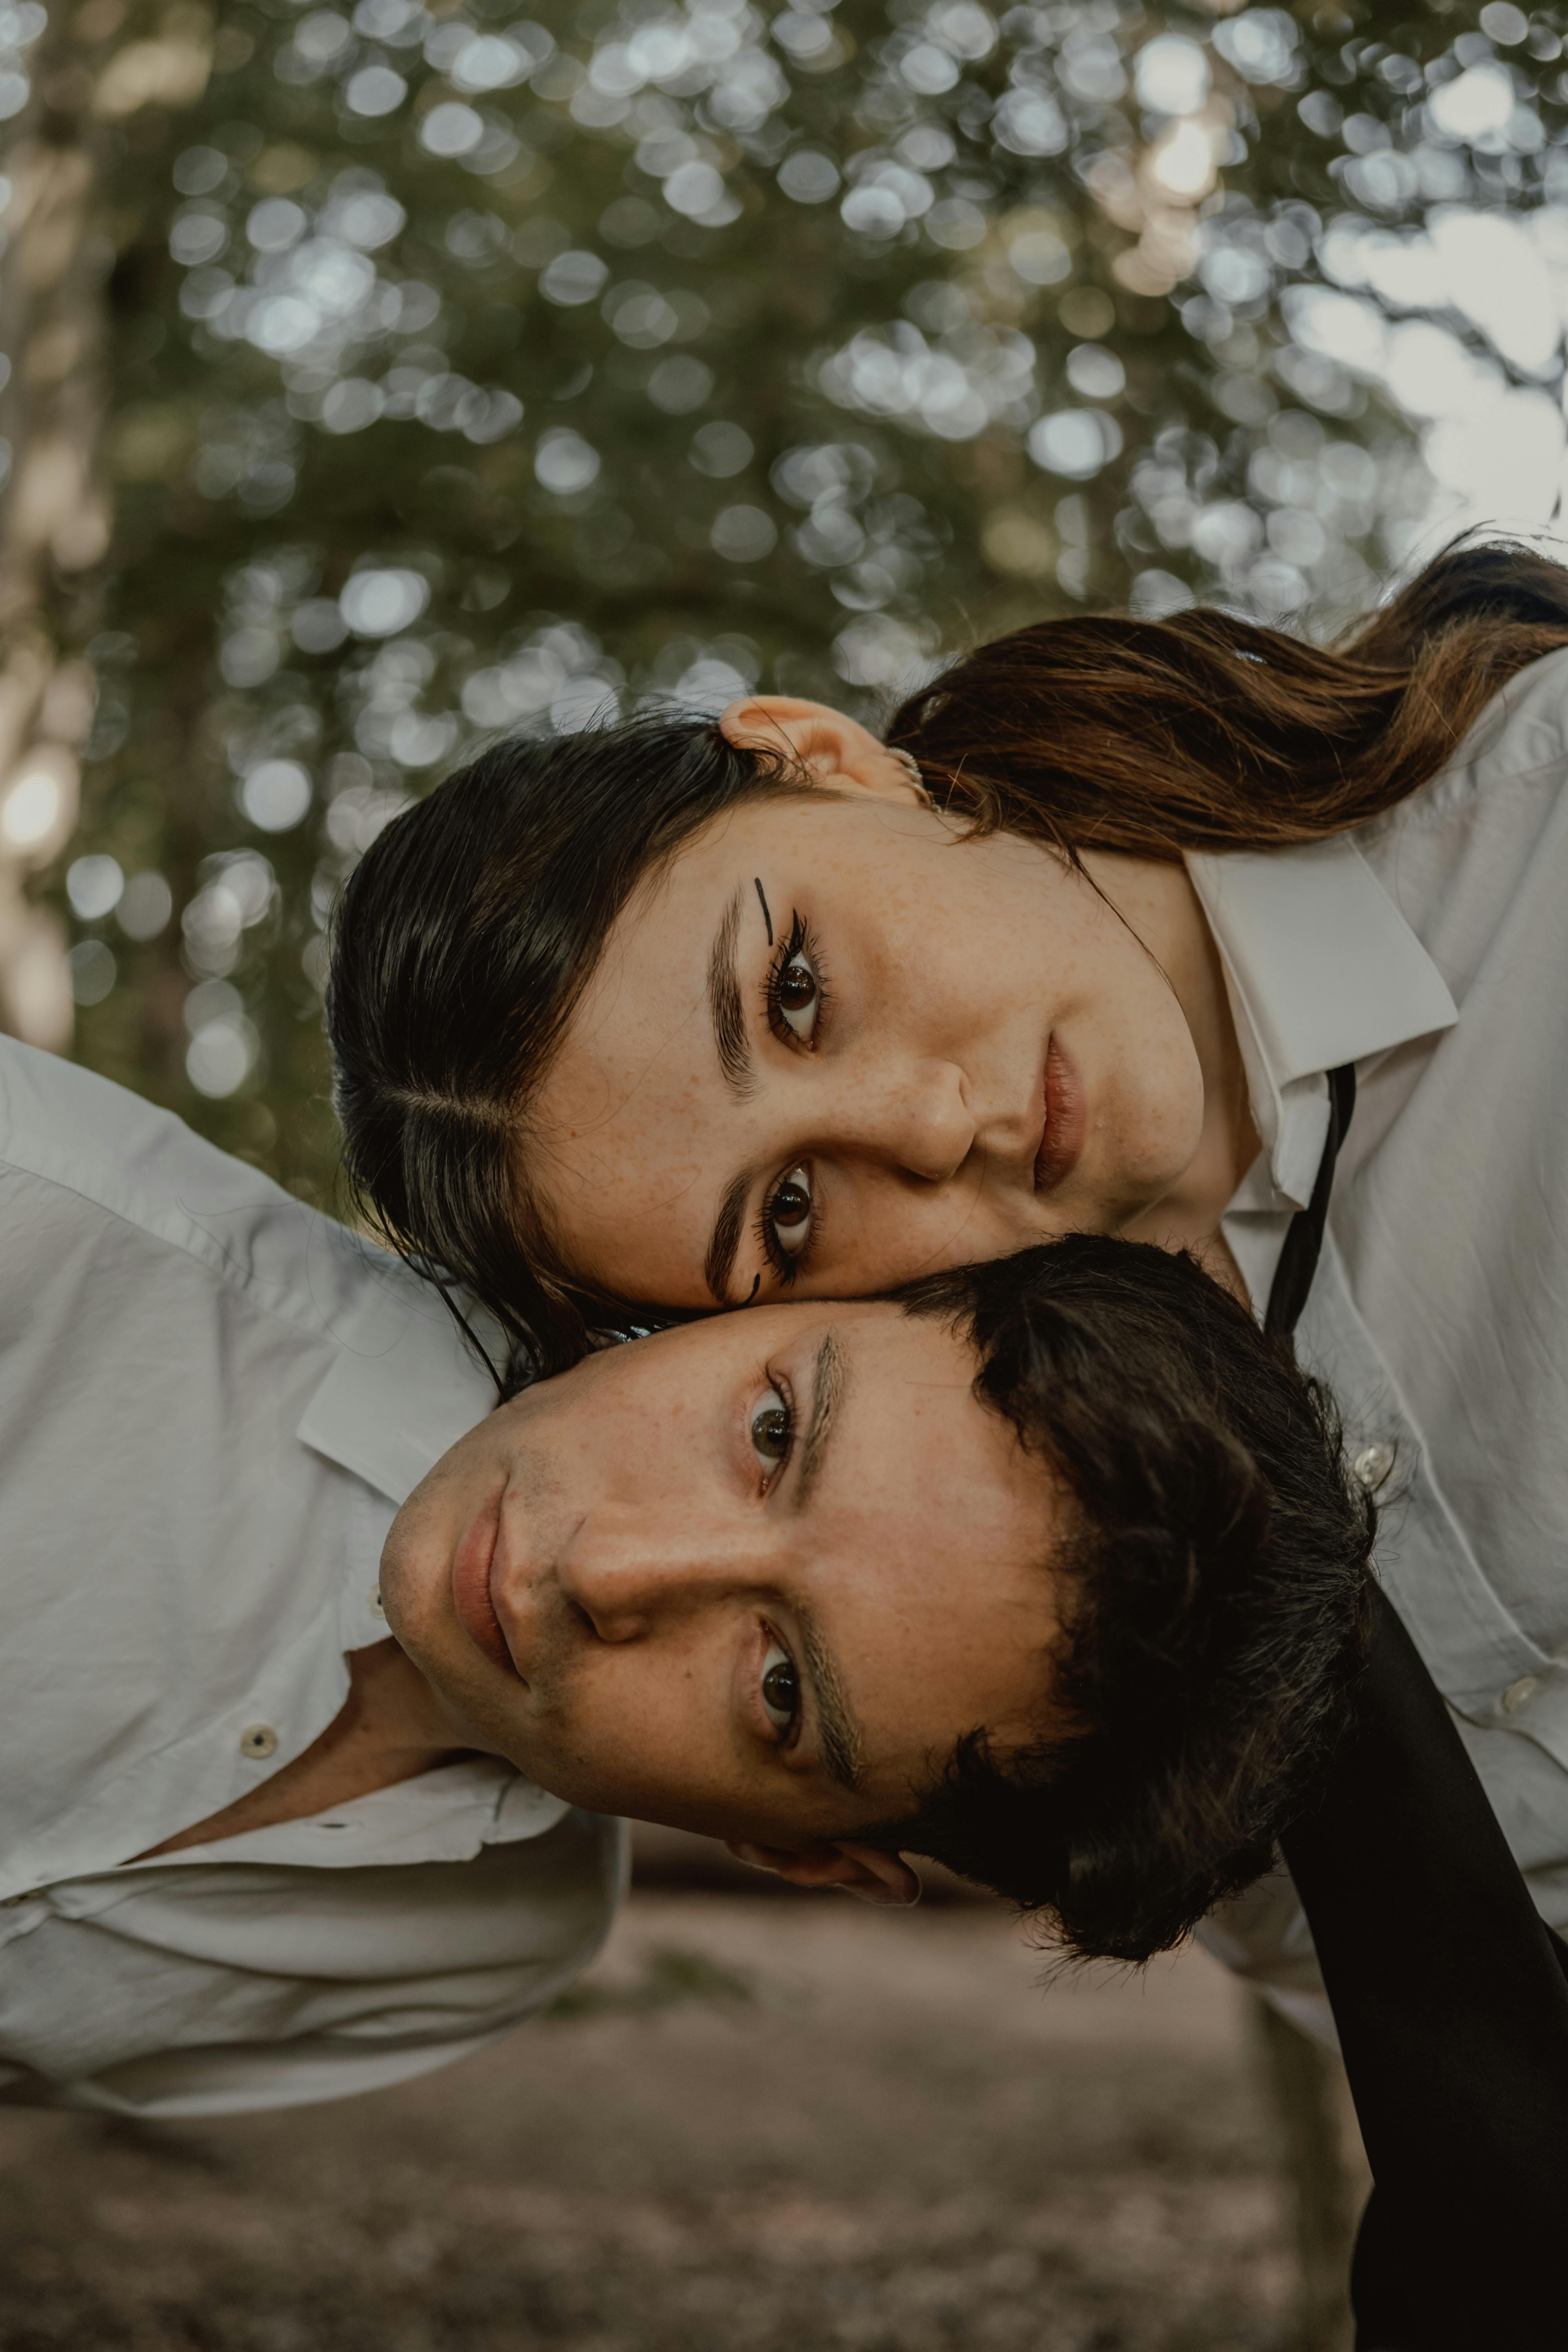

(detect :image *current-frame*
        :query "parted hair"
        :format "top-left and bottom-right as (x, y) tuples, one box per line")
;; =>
(878, 1236), (1376, 1964)
(327, 538), (1568, 1383)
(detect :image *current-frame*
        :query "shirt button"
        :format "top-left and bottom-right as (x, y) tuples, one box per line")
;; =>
(240, 1723), (279, 1759)
(1501, 1676), (1540, 1716)
(368, 1589), (385, 1618)
(1352, 1441), (1396, 1491)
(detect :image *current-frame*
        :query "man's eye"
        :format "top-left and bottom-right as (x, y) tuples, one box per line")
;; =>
(774, 953), (819, 1043)
(750, 1385), (793, 1474)
(768, 1166), (813, 1258)
(760, 1641), (800, 1734)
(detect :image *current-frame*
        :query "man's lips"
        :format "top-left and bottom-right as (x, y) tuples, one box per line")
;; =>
(1034, 1037), (1085, 1195)
(451, 1479), (513, 1668)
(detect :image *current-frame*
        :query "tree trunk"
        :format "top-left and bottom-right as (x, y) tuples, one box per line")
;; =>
(0, 5), (116, 1048)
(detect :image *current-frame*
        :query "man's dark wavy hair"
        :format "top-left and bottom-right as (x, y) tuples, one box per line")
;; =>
(875, 1235), (1375, 1966)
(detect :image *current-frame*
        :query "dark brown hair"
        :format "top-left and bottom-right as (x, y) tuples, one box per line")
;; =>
(875, 1236), (1375, 1962)
(889, 536), (1568, 856)
(328, 538), (1568, 1381)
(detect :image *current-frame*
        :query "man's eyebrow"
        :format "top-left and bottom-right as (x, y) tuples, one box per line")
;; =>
(781, 1335), (864, 1787)
(793, 1327), (847, 1513)
(704, 1166), (753, 1304)
(706, 885), (754, 1100)
(796, 1597), (865, 1792)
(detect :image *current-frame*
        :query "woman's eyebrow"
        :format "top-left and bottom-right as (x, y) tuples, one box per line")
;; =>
(706, 884), (756, 1099)
(704, 1165), (754, 1303)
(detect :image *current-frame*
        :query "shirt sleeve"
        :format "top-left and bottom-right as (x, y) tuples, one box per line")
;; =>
(0, 1812), (628, 2118)
(1195, 1862), (1340, 2054)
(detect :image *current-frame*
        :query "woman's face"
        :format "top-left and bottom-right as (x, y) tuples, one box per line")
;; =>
(528, 699), (1215, 1312)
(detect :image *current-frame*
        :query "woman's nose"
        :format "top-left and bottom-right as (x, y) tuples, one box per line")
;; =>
(556, 1507), (746, 1640)
(843, 1059), (976, 1184)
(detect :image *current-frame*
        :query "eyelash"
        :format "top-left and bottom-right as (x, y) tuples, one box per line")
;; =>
(755, 1179), (816, 1286)
(762, 911), (830, 1051)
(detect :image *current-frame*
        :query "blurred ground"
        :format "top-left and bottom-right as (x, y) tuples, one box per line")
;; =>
(0, 1883), (1314, 2352)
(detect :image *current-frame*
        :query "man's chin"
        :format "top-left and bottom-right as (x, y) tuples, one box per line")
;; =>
(377, 1508), (434, 1638)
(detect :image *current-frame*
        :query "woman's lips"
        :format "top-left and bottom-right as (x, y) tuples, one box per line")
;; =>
(1034, 1038), (1085, 1195)
(450, 1480), (513, 1668)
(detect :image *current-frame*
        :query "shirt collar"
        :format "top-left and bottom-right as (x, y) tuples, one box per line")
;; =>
(1186, 835), (1459, 1209)
(111, 1759), (572, 1873)
(295, 1243), (504, 1507)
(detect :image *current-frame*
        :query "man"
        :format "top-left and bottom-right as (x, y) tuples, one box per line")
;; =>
(0, 1031), (1370, 2111)
(0, 1032), (620, 2117)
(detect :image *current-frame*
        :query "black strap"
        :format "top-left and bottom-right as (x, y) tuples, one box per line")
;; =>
(1263, 1062), (1357, 1340)
(1281, 1591), (1568, 2346)
(1263, 1063), (1568, 2347)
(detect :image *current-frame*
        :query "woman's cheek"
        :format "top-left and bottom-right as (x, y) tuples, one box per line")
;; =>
(1079, 1010), (1203, 1208)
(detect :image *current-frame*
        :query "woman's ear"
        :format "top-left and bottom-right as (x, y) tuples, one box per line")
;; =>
(725, 1835), (922, 1907)
(718, 695), (929, 808)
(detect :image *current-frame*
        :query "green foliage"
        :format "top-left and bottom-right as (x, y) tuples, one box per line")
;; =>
(48, 0), (1568, 1195)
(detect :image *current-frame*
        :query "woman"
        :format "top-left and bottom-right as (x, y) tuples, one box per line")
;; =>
(331, 538), (1563, 1357)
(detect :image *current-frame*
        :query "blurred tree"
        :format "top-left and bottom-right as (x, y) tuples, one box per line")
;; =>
(0, 0), (126, 1049)
(3, 0), (1564, 1191)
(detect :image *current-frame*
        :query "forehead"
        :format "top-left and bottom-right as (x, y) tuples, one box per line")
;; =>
(523, 839), (753, 1282)
(531, 832), (729, 1170)
(792, 1308), (1046, 1542)
(773, 1308), (1061, 1753)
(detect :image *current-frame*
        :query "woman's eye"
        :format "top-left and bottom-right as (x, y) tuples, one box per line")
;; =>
(768, 1166), (813, 1257)
(774, 953), (819, 1043)
(750, 1386), (793, 1474)
(763, 914), (827, 1056)
(760, 1641), (800, 1734)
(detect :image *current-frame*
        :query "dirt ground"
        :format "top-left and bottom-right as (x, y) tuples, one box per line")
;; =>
(0, 1885), (1331, 2352)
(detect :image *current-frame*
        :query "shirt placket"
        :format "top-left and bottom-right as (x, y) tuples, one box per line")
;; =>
(1299, 1239), (1568, 1763)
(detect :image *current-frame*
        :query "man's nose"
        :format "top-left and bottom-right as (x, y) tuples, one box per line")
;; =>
(555, 1506), (755, 1640)
(840, 1058), (976, 1184)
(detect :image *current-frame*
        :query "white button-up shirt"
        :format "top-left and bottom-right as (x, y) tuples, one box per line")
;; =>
(1189, 644), (1568, 2042)
(0, 1039), (625, 2118)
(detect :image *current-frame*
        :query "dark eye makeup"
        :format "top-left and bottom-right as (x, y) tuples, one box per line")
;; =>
(763, 912), (827, 1050)
(756, 1165), (816, 1284)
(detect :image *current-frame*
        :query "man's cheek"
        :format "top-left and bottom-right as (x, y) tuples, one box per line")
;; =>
(550, 1698), (662, 1811)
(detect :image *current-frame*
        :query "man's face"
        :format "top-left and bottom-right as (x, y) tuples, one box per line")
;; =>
(381, 1301), (1060, 1854)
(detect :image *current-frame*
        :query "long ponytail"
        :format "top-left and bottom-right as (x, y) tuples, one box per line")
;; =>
(888, 539), (1568, 859)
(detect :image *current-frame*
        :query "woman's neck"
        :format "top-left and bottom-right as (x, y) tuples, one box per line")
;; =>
(1083, 850), (1259, 1265)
